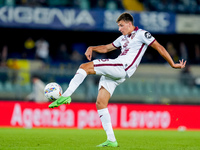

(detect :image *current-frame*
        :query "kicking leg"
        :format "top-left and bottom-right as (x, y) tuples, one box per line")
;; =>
(63, 62), (96, 97)
(96, 87), (118, 147)
(49, 62), (95, 108)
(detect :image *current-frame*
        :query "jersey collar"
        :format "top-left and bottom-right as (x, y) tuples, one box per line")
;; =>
(127, 26), (139, 38)
(134, 26), (139, 31)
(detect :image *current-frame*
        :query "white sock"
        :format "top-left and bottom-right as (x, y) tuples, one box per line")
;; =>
(98, 108), (116, 142)
(62, 68), (87, 97)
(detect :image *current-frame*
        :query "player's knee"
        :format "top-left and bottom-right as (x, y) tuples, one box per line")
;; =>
(79, 63), (86, 70)
(79, 62), (95, 75)
(96, 101), (101, 109)
(96, 100), (107, 109)
(79, 64), (88, 73)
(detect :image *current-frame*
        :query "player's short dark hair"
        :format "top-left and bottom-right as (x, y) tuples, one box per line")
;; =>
(116, 12), (134, 25)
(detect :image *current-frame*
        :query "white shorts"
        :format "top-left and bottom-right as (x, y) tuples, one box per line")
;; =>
(93, 59), (126, 96)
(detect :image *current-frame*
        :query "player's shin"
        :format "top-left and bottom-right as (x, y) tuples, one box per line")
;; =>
(98, 108), (116, 142)
(62, 68), (87, 97)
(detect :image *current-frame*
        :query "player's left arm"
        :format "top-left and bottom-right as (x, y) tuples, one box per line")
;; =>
(85, 43), (116, 61)
(151, 40), (186, 69)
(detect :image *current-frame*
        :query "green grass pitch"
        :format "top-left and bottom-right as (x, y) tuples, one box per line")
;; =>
(0, 128), (200, 150)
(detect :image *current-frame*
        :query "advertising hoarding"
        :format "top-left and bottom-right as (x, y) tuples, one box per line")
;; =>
(1, 101), (199, 129)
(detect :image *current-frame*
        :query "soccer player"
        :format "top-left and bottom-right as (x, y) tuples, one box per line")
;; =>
(49, 12), (186, 147)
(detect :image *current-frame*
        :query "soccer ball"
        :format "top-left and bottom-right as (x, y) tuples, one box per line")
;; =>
(44, 82), (62, 101)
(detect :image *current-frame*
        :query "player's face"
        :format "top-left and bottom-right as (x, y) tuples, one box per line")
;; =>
(118, 20), (131, 35)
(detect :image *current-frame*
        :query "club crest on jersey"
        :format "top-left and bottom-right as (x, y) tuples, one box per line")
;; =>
(122, 38), (126, 41)
(145, 32), (152, 39)
(131, 33), (136, 39)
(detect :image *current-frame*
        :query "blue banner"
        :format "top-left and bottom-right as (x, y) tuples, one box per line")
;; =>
(137, 12), (176, 34)
(0, 6), (176, 33)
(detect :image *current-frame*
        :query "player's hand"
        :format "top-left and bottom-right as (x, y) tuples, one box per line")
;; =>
(172, 59), (187, 69)
(85, 46), (93, 61)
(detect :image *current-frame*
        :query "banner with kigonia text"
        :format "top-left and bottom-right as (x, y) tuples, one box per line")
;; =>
(0, 6), (176, 33)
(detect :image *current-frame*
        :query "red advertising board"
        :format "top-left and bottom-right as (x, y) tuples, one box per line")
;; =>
(0, 101), (200, 129)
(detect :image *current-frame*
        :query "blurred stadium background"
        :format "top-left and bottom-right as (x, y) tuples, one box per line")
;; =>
(1, 2), (200, 149)
(0, 0), (199, 105)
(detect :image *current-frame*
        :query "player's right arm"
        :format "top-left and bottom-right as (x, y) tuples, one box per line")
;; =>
(85, 43), (116, 61)
(151, 40), (186, 69)
(140, 30), (186, 69)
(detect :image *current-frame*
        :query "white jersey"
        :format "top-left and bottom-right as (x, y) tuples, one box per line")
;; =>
(112, 27), (155, 77)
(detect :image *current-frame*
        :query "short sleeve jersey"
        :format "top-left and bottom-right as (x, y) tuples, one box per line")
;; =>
(112, 27), (155, 77)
